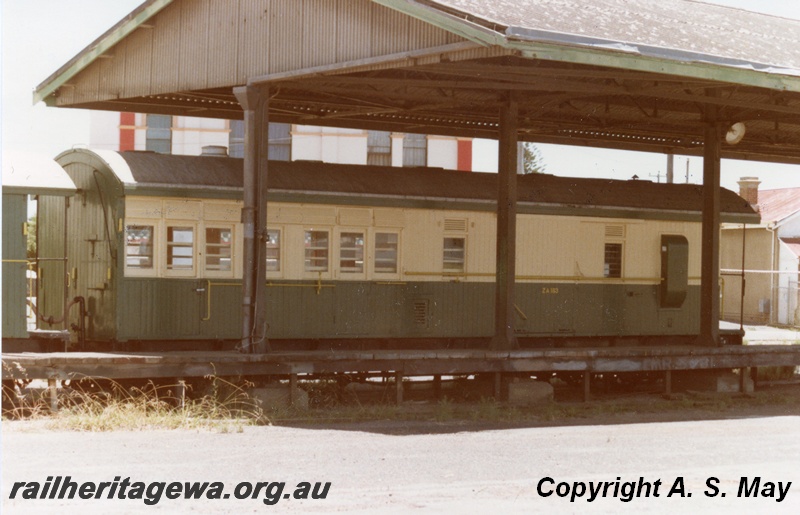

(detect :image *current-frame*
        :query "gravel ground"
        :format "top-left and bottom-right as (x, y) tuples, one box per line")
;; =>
(3, 394), (800, 514)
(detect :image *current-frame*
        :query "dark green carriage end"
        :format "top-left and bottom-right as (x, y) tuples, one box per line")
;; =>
(660, 235), (689, 309)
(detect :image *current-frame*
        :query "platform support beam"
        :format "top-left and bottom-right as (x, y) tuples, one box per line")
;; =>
(583, 372), (591, 402)
(289, 373), (298, 406)
(492, 96), (519, 350)
(494, 372), (503, 400)
(664, 370), (672, 397)
(176, 378), (186, 409)
(739, 367), (749, 393)
(234, 85), (270, 353)
(700, 99), (722, 346)
(48, 377), (58, 413)
(395, 371), (404, 404)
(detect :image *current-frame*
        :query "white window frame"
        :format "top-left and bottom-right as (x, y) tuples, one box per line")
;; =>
(266, 226), (283, 278)
(372, 230), (401, 280)
(443, 235), (466, 273)
(303, 228), (331, 278)
(603, 241), (624, 279)
(164, 223), (197, 277)
(123, 220), (158, 277)
(202, 224), (235, 278)
(336, 228), (366, 280)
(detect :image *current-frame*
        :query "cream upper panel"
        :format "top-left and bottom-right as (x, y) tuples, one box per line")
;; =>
(126, 197), (701, 283)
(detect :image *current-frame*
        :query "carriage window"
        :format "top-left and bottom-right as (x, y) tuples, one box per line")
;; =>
(125, 225), (154, 269)
(340, 232), (364, 273)
(205, 227), (232, 272)
(374, 232), (398, 273)
(305, 230), (329, 272)
(604, 243), (622, 278)
(167, 226), (194, 270)
(443, 237), (465, 272)
(266, 229), (281, 272)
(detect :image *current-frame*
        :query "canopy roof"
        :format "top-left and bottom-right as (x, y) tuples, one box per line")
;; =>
(34, 0), (800, 164)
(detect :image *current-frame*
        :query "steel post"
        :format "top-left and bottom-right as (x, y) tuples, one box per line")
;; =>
(234, 86), (270, 353)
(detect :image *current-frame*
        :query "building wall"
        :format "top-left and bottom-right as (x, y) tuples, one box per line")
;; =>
(720, 227), (773, 324)
(427, 137), (459, 170)
(91, 113), (475, 170)
(779, 213), (800, 237)
(171, 117), (230, 156)
(291, 126), (367, 164)
(89, 111), (126, 151)
(776, 239), (800, 325)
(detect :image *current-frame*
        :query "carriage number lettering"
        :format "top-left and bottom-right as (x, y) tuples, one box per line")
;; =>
(541, 287), (559, 294)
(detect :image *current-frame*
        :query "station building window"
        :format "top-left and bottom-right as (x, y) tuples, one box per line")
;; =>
(403, 133), (427, 167)
(604, 242), (623, 278)
(146, 114), (172, 154)
(367, 131), (392, 167)
(125, 224), (155, 271)
(374, 232), (398, 274)
(443, 237), (466, 272)
(339, 232), (365, 274)
(266, 229), (281, 273)
(305, 230), (329, 272)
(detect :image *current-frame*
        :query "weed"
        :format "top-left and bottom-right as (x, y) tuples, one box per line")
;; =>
(756, 366), (797, 381)
(2, 375), (267, 432)
(434, 397), (455, 421)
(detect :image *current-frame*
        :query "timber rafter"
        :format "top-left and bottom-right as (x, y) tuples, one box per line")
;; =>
(70, 55), (800, 163)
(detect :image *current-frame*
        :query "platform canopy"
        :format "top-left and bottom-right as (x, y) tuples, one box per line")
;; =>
(34, 0), (800, 164)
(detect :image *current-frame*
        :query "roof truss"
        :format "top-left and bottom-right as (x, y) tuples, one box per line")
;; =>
(76, 55), (800, 163)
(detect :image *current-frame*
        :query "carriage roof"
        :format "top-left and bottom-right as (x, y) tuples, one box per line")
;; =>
(57, 148), (758, 223)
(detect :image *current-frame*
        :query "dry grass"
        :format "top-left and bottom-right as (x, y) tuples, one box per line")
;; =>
(2, 375), (267, 432)
(4, 366), (799, 430)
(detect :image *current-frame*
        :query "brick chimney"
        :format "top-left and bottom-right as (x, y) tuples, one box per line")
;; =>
(737, 176), (760, 210)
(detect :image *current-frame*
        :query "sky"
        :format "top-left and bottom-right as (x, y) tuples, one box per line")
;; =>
(2, 0), (800, 193)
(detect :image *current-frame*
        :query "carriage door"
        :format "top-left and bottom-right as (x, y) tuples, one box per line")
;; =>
(164, 220), (202, 338)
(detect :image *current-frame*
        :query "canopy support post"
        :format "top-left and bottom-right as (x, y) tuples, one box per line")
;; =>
(700, 102), (722, 346)
(492, 96), (519, 350)
(234, 85), (270, 353)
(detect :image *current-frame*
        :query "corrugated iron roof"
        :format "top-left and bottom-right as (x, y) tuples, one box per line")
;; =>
(30, 1), (800, 164)
(411, 0), (800, 76)
(33, 0), (174, 105)
(758, 187), (800, 225)
(107, 150), (757, 221)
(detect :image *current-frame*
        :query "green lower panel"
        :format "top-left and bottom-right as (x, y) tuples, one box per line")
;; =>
(514, 283), (700, 336)
(118, 279), (239, 340)
(115, 280), (700, 341)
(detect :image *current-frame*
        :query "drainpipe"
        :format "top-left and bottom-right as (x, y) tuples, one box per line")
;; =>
(739, 224), (745, 331)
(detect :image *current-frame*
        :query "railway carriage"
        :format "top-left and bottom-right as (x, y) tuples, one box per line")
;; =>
(36, 148), (758, 351)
